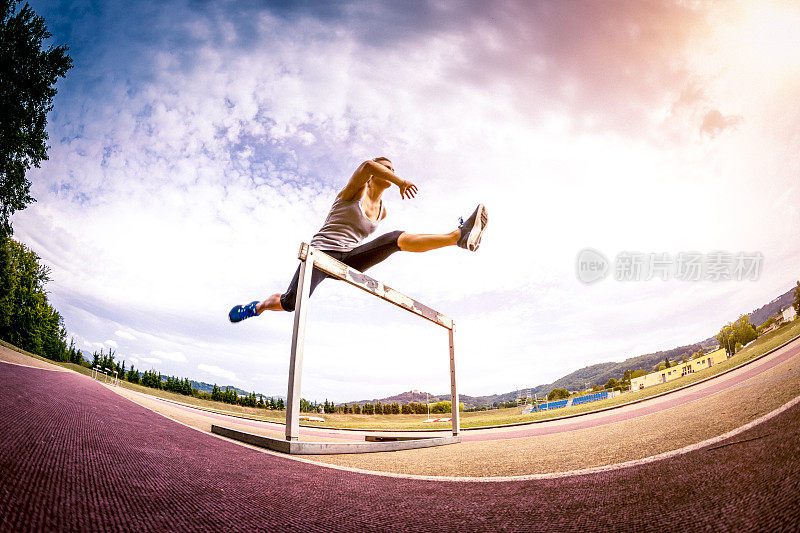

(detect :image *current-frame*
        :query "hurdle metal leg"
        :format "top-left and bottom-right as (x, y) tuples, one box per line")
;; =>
(449, 324), (459, 436)
(285, 249), (315, 441)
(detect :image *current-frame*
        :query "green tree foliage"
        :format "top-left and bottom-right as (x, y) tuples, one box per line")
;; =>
(362, 403), (374, 415)
(604, 378), (618, 389)
(162, 375), (196, 397)
(429, 401), (461, 413)
(794, 281), (800, 314)
(0, 235), (77, 361)
(141, 369), (161, 389)
(548, 388), (569, 401)
(716, 315), (757, 356)
(351, 403), (360, 414)
(126, 365), (139, 384)
(403, 402), (429, 414)
(757, 316), (777, 335)
(1, 0), (73, 234)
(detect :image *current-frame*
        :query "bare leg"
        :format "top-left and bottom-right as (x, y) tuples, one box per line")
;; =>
(397, 229), (460, 253)
(256, 293), (285, 313)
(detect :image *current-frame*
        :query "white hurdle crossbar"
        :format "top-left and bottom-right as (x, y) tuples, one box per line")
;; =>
(285, 242), (460, 441)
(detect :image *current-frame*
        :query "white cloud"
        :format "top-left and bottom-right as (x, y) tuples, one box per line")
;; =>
(11, 0), (800, 401)
(198, 364), (237, 382)
(150, 350), (187, 363)
(104, 340), (118, 349)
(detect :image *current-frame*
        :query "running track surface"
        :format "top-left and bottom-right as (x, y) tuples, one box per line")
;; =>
(1, 362), (799, 531)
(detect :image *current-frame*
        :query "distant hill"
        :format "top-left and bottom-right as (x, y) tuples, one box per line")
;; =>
(747, 287), (795, 326)
(527, 342), (710, 396)
(346, 284), (797, 409)
(188, 380), (284, 400)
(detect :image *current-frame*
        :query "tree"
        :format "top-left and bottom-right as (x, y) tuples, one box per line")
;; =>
(1, 1), (73, 235)
(548, 388), (569, 401)
(0, 235), (68, 360)
(716, 315), (756, 357)
(794, 281), (800, 315)
(604, 378), (618, 389)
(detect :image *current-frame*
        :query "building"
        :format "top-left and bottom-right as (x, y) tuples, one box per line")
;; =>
(630, 349), (728, 391)
(783, 306), (797, 322)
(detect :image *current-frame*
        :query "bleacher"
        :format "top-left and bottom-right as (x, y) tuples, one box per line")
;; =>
(536, 391), (609, 412)
(538, 399), (568, 411)
(571, 391), (609, 406)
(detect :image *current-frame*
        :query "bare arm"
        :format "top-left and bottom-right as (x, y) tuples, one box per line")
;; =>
(337, 160), (418, 201)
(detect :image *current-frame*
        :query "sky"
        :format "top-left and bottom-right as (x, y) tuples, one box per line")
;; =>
(13, 0), (800, 402)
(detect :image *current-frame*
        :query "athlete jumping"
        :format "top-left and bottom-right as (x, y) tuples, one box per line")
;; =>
(228, 157), (488, 322)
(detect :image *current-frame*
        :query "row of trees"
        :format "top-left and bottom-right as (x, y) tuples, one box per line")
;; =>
(210, 384), (285, 410)
(716, 315), (758, 356)
(326, 400), (459, 415)
(0, 235), (83, 364)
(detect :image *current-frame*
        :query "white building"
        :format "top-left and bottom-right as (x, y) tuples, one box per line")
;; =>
(783, 306), (797, 322)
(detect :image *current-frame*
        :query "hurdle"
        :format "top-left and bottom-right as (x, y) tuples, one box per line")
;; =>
(212, 242), (461, 454)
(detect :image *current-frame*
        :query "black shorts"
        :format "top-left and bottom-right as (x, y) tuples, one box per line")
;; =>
(279, 230), (404, 312)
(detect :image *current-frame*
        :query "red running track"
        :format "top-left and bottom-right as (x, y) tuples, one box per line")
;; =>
(1, 361), (799, 532)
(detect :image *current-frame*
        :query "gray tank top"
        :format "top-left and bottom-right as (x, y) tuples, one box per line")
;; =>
(310, 196), (384, 252)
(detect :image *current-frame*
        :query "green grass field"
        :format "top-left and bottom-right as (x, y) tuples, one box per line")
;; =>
(4, 318), (799, 430)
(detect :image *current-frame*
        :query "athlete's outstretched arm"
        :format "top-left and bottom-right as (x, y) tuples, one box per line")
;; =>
(338, 160), (418, 201)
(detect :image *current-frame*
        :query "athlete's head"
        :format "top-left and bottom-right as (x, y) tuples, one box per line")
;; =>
(373, 156), (393, 171)
(370, 157), (394, 189)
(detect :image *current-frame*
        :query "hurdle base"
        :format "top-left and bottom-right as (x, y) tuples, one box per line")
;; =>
(212, 425), (461, 455)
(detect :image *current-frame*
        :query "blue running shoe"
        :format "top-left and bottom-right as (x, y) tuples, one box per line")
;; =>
(457, 204), (488, 251)
(229, 301), (259, 323)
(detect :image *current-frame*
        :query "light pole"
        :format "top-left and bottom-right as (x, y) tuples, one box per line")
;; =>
(426, 391), (430, 419)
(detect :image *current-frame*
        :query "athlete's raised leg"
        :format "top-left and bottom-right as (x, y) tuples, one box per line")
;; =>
(398, 203), (488, 253)
(397, 230), (459, 252)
